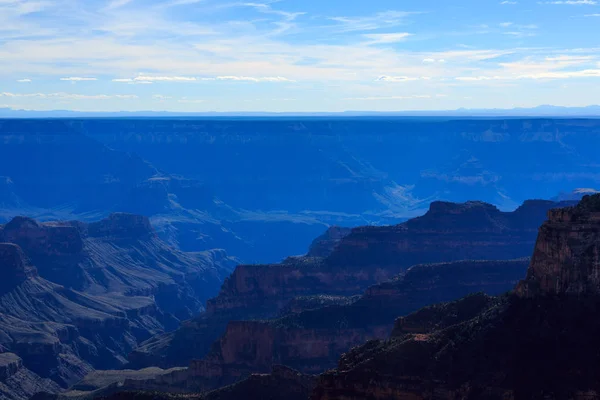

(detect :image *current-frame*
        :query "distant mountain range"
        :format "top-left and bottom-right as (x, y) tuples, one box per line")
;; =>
(2, 105), (600, 118)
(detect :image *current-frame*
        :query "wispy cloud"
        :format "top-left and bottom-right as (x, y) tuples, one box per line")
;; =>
(328, 10), (416, 32)
(214, 75), (296, 82)
(376, 75), (431, 82)
(1, 0), (599, 111)
(60, 77), (98, 81)
(113, 75), (296, 83)
(362, 32), (413, 44)
(423, 58), (446, 63)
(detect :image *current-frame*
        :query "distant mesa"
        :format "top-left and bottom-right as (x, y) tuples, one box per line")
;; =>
(87, 213), (155, 239)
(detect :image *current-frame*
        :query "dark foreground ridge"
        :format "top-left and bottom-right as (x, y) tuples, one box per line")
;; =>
(312, 194), (600, 400)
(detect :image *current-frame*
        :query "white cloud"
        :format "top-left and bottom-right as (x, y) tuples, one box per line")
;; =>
(499, 22), (514, 27)
(215, 76), (296, 82)
(584, 13), (600, 15)
(152, 94), (172, 100)
(133, 76), (197, 82)
(456, 69), (600, 81)
(376, 75), (430, 82)
(60, 77), (98, 81)
(423, 58), (446, 63)
(113, 78), (153, 84)
(328, 11), (416, 32)
(501, 1), (518, 3)
(17, 78), (31, 83)
(362, 32), (413, 44)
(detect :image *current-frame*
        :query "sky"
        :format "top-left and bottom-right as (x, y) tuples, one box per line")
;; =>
(1, 0), (600, 112)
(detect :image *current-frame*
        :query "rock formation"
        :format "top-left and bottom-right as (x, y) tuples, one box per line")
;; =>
(312, 194), (600, 400)
(305, 227), (351, 258)
(0, 353), (61, 400)
(125, 258), (527, 393)
(130, 199), (564, 370)
(0, 214), (236, 318)
(517, 194), (600, 296)
(0, 214), (236, 400)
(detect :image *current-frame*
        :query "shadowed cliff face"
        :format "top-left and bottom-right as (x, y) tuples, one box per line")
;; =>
(207, 200), (565, 318)
(0, 243), (37, 294)
(312, 194), (600, 400)
(305, 227), (352, 258)
(327, 199), (569, 268)
(0, 213), (236, 314)
(125, 258), (527, 394)
(129, 199), (564, 370)
(0, 214), (236, 400)
(517, 195), (600, 296)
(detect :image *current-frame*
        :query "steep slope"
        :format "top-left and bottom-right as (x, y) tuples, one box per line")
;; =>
(0, 215), (236, 400)
(0, 214), (236, 318)
(122, 258), (527, 393)
(312, 194), (600, 400)
(0, 353), (61, 400)
(129, 199), (565, 369)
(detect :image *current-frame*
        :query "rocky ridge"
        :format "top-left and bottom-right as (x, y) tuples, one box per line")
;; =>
(0, 214), (236, 400)
(130, 199), (567, 370)
(123, 258), (528, 393)
(311, 194), (600, 400)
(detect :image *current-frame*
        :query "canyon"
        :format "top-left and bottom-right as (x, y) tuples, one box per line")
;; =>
(3, 118), (600, 264)
(312, 194), (600, 400)
(2, 118), (600, 399)
(129, 198), (562, 371)
(84, 195), (600, 400)
(0, 214), (235, 399)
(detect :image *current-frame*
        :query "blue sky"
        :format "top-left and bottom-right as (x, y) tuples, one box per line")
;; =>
(1, 0), (600, 112)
